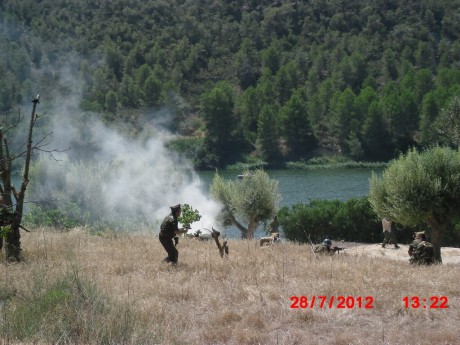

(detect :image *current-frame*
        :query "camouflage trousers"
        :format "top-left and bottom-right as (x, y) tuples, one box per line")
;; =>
(159, 236), (178, 263)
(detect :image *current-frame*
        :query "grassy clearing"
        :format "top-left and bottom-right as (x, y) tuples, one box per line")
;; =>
(1, 228), (459, 345)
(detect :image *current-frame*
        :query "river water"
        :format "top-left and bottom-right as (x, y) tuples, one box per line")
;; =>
(197, 168), (382, 238)
(198, 168), (381, 207)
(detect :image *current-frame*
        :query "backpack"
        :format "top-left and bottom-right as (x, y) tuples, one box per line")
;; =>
(410, 241), (434, 265)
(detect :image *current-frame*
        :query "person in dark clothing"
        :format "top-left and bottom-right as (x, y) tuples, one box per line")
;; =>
(269, 216), (279, 236)
(381, 218), (400, 249)
(159, 204), (189, 265)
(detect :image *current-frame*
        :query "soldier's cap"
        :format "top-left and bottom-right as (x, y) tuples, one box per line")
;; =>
(414, 231), (425, 237)
(170, 204), (181, 213)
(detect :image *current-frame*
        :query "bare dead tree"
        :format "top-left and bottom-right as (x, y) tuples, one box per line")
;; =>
(0, 96), (56, 261)
(210, 228), (229, 258)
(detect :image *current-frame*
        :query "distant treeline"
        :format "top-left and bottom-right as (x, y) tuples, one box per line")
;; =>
(1, 0), (460, 168)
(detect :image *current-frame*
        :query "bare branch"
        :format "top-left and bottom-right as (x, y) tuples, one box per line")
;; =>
(10, 131), (69, 160)
(35, 112), (46, 119)
(19, 224), (30, 232)
(35, 150), (69, 163)
(0, 108), (24, 133)
(24, 199), (57, 207)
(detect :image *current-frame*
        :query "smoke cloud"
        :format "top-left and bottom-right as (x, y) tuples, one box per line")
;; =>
(27, 78), (221, 234)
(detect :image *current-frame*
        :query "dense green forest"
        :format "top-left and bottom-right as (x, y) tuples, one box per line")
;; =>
(1, 0), (460, 169)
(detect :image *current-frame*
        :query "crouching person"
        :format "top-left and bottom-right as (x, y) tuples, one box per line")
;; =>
(408, 231), (434, 265)
(260, 233), (280, 246)
(314, 239), (344, 256)
(314, 239), (335, 256)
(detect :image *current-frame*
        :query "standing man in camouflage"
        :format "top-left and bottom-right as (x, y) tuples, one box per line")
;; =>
(381, 218), (400, 249)
(159, 204), (189, 265)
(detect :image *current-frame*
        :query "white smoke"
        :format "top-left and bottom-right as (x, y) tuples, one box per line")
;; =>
(28, 87), (221, 234)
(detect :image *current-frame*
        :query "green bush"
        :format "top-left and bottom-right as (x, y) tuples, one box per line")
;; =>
(225, 158), (268, 171)
(166, 137), (203, 159)
(24, 204), (88, 229)
(278, 197), (415, 244)
(278, 199), (341, 243)
(0, 206), (13, 239)
(285, 160), (387, 170)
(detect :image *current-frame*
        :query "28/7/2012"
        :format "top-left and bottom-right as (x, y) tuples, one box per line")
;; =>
(290, 295), (374, 309)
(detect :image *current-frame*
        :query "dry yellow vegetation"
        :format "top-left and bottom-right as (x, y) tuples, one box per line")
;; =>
(1, 228), (459, 345)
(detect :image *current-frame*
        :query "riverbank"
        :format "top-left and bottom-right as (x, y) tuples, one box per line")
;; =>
(220, 160), (388, 171)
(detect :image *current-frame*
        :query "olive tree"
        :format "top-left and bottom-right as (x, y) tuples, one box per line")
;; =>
(210, 169), (281, 239)
(369, 147), (460, 263)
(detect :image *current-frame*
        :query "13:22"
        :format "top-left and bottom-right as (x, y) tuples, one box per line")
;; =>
(402, 296), (449, 309)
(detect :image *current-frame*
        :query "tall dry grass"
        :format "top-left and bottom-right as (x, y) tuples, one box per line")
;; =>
(1, 228), (459, 345)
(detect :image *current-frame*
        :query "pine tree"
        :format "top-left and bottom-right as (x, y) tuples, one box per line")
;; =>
(257, 104), (280, 162)
(281, 89), (316, 159)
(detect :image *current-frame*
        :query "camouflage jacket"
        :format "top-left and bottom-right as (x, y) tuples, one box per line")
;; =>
(409, 239), (434, 265)
(159, 214), (179, 239)
(314, 244), (334, 256)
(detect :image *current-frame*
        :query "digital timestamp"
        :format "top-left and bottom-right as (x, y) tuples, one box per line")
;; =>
(290, 296), (374, 309)
(403, 296), (449, 309)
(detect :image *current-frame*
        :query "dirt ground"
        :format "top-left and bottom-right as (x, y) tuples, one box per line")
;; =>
(339, 242), (460, 264)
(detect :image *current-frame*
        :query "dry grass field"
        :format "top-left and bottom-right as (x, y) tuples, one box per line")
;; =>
(1, 228), (459, 345)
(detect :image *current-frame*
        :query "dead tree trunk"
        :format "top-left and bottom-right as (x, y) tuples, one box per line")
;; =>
(211, 228), (228, 258)
(0, 113), (16, 252)
(2, 96), (40, 261)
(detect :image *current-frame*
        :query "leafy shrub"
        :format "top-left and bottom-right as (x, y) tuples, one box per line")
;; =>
(279, 197), (415, 244)
(305, 155), (351, 165)
(166, 137), (203, 159)
(278, 199), (342, 243)
(24, 204), (88, 229)
(225, 158), (268, 171)
(285, 160), (387, 170)
(0, 206), (14, 238)
(177, 203), (201, 228)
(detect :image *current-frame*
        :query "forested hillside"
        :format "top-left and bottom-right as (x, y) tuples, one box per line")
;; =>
(1, 0), (460, 168)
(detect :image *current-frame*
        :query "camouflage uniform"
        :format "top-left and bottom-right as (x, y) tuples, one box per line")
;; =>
(314, 244), (334, 256)
(159, 213), (180, 264)
(408, 238), (434, 265)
